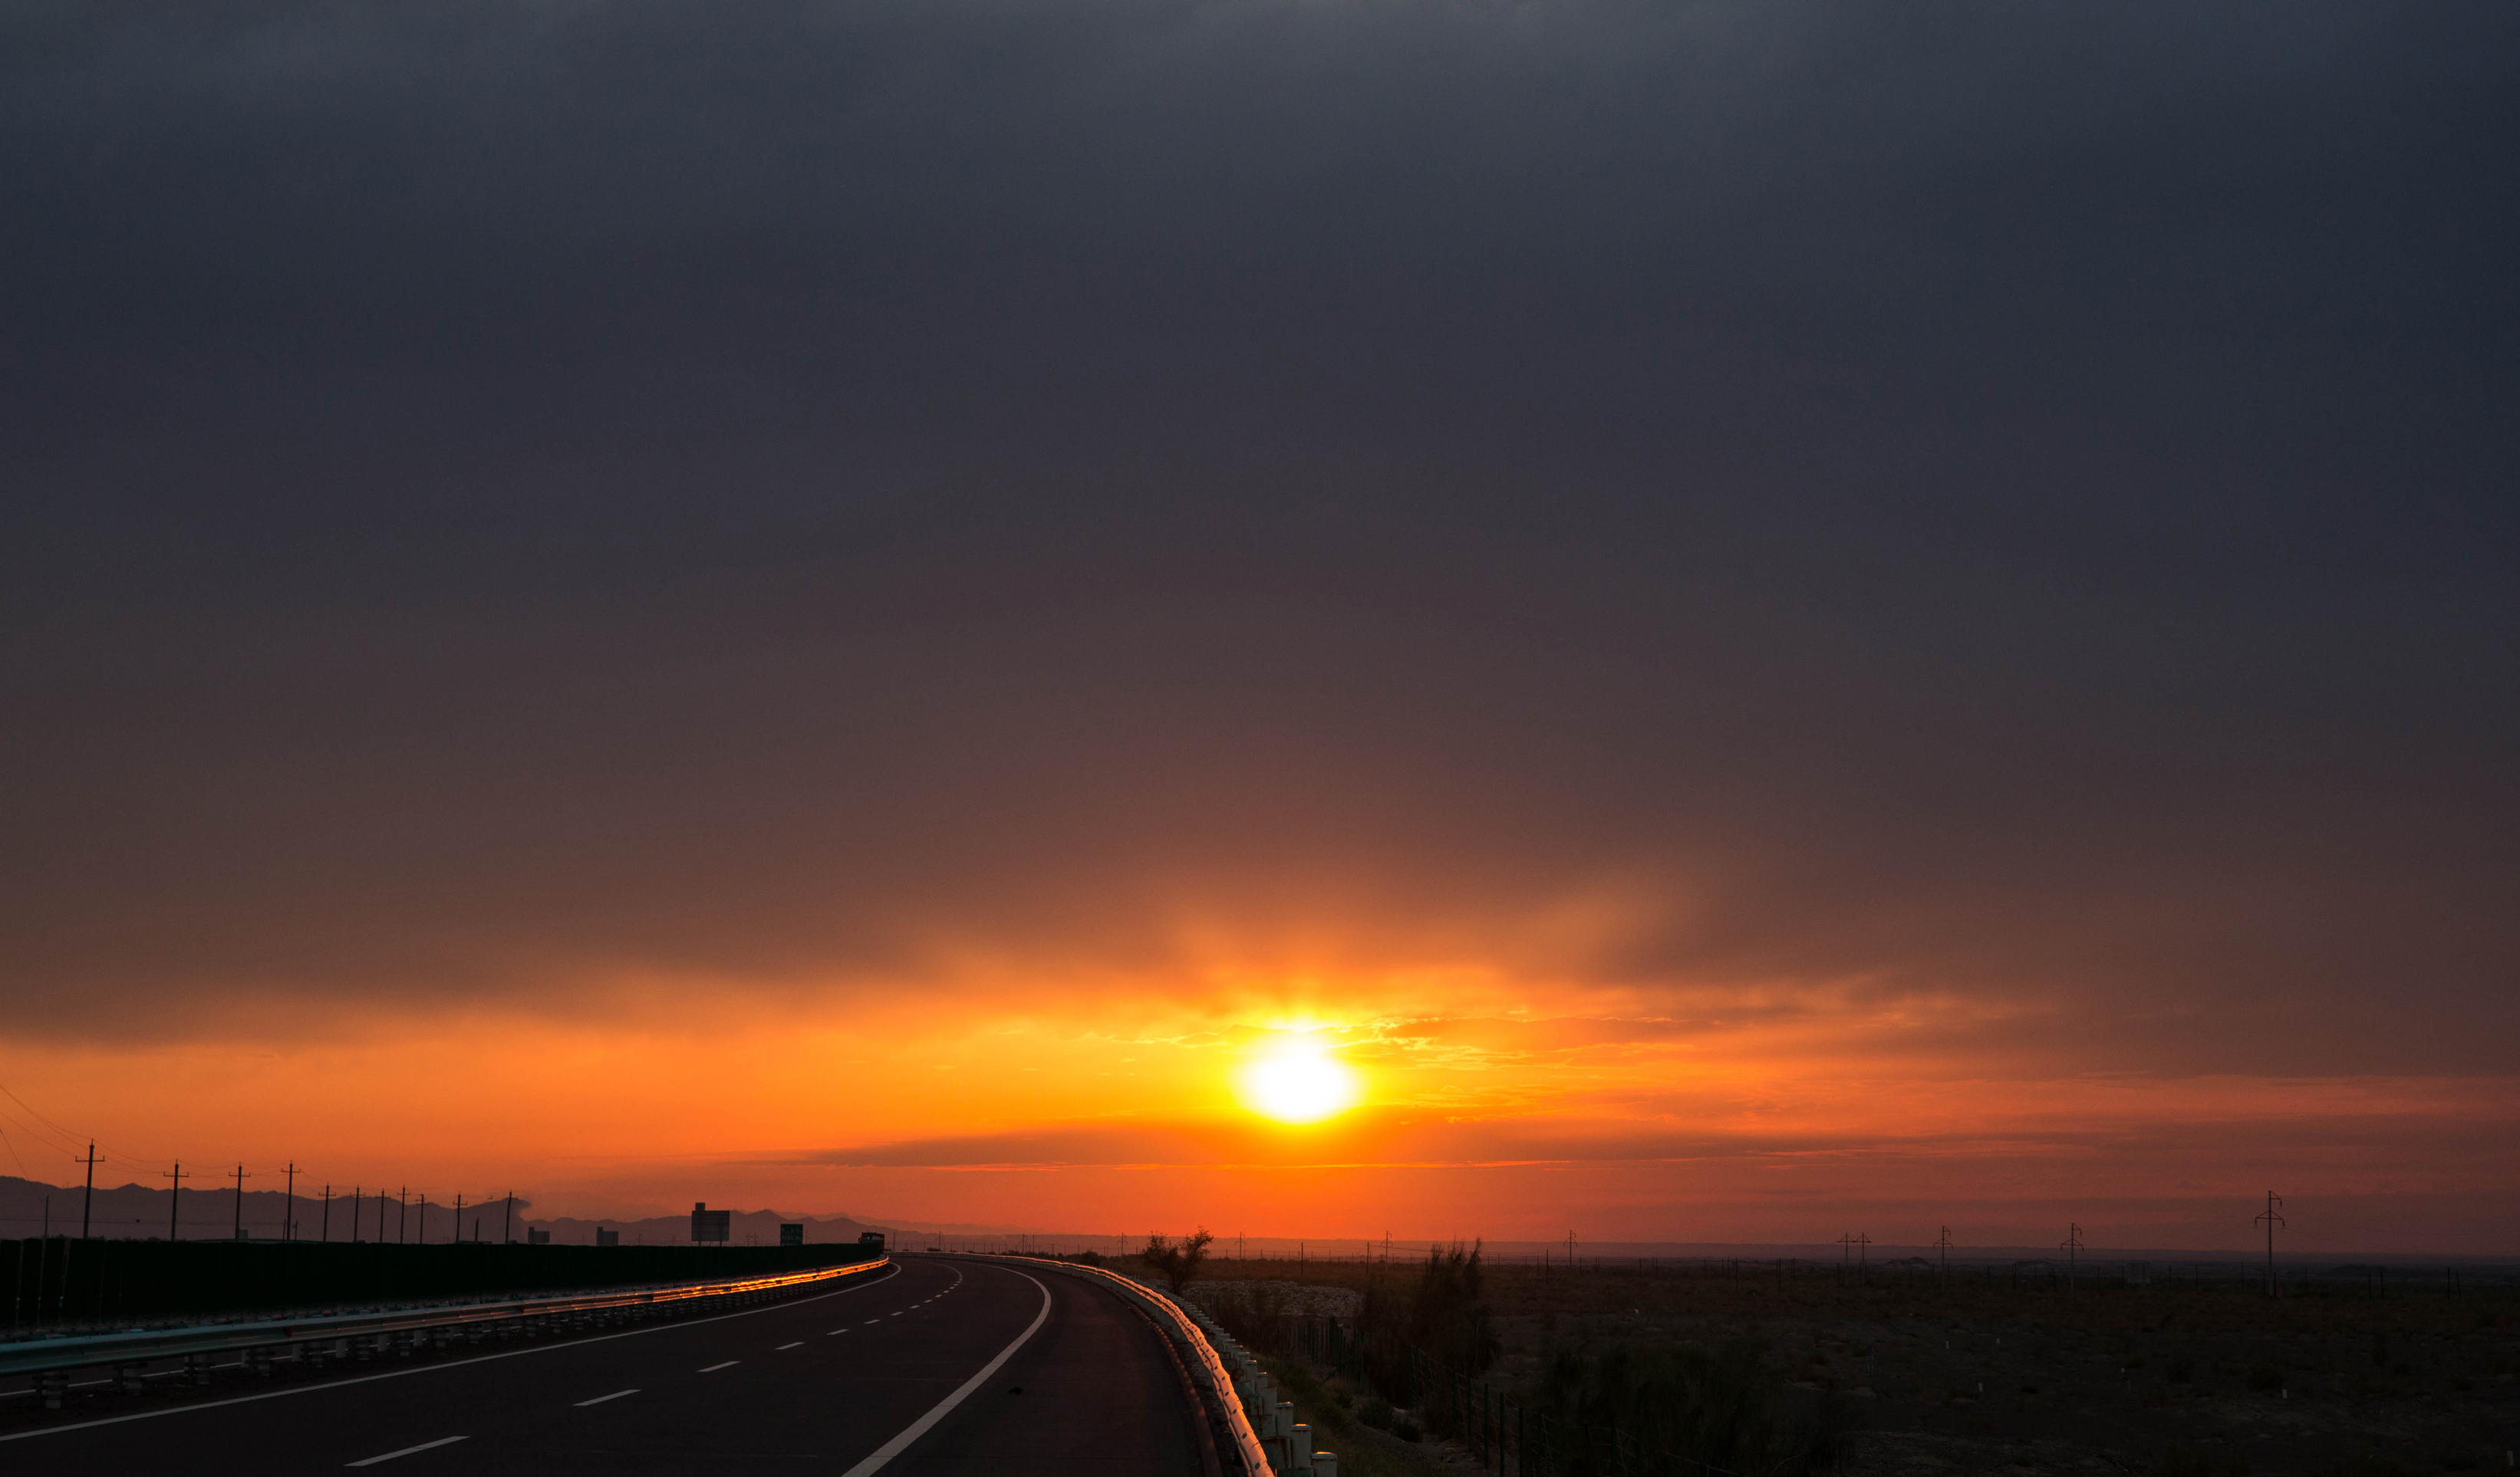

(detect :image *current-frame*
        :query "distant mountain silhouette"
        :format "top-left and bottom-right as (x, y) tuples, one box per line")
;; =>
(0, 1173), (526, 1242)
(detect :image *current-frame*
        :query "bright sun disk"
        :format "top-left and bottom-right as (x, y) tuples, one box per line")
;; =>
(1240, 1044), (1359, 1123)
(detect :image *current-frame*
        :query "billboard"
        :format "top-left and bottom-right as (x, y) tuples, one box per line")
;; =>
(691, 1202), (732, 1244)
(779, 1223), (804, 1247)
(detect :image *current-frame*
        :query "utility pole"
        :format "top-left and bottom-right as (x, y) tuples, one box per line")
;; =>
(453, 1192), (463, 1242)
(2060, 1224), (2084, 1287)
(1566, 1229), (1576, 1268)
(351, 1186), (361, 1242)
(1855, 1231), (1872, 1276)
(163, 1163), (189, 1240)
(81, 1143), (97, 1239)
(1935, 1225), (1954, 1280)
(321, 1186), (331, 1242)
(282, 1164), (296, 1241)
(397, 1187), (407, 1245)
(232, 1165), (252, 1240)
(504, 1191), (513, 1245)
(2255, 1192), (2284, 1297)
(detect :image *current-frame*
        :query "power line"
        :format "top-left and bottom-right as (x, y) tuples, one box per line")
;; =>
(0, 1077), (177, 1175)
(0, 1081), (90, 1150)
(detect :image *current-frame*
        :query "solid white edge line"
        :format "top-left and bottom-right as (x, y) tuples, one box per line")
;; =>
(836, 1265), (1052, 1477)
(344, 1433), (468, 1466)
(573, 1389), (638, 1406)
(0, 1261), (904, 1445)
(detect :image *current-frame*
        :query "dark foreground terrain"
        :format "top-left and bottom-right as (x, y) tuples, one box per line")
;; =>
(1178, 1254), (2520, 1476)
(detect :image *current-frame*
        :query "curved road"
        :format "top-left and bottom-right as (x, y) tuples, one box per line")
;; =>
(2, 1256), (1198, 1475)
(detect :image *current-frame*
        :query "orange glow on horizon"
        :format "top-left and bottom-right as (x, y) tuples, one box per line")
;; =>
(3, 959), (2513, 1254)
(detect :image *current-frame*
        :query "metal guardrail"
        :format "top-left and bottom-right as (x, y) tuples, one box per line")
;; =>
(1191, 1304), (1323, 1477)
(0, 1256), (888, 1381)
(955, 1256), (1276, 1476)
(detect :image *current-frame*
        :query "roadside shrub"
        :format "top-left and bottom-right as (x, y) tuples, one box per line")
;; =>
(1407, 1241), (1499, 1374)
(1533, 1335), (1846, 1476)
(1347, 1240), (1499, 1398)
(1141, 1229), (1213, 1295)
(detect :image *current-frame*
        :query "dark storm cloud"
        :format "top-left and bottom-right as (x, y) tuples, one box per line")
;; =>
(2, 2), (2514, 1065)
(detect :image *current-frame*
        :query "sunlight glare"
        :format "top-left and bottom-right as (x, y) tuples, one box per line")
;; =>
(1240, 1041), (1359, 1123)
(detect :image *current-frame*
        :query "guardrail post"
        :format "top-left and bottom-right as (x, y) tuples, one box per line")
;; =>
(184, 1351), (214, 1385)
(117, 1360), (147, 1394)
(37, 1369), (68, 1409)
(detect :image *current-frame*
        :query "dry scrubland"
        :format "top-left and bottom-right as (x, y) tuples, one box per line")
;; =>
(1142, 1254), (2520, 1477)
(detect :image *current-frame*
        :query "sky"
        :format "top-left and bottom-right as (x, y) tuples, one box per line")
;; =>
(2, 0), (2515, 1253)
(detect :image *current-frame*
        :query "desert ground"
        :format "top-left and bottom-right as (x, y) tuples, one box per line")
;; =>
(1159, 1255), (2518, 1477)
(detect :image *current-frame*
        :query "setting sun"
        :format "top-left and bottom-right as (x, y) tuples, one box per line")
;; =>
(1238, 1041), (1360, 1123)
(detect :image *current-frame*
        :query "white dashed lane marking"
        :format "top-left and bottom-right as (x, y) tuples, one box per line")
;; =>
(777, 1342), (803, 1350)
(699, 1361), (740, 1373)
(574, 1390), (638, 1407)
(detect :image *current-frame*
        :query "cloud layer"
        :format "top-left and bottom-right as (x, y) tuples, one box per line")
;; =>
(1, 1), (2514, 1241)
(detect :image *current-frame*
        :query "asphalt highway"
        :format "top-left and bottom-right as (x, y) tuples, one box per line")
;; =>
(0, 1256), (1199, 1475)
